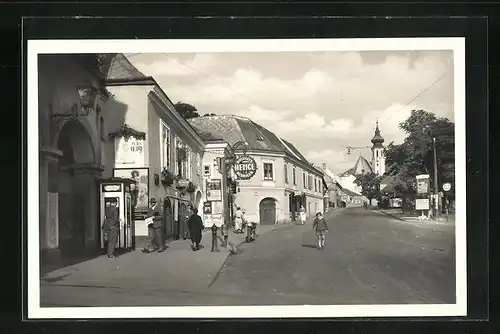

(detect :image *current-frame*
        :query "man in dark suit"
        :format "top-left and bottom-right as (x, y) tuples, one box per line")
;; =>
(142, 197), (166, 253)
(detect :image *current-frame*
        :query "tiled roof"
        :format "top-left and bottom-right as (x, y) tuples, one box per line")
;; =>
(106, 53), (148, 81)
(341, 188), (362, 197)
(341, 155), (373, 176)
(188, 115), (313, 165)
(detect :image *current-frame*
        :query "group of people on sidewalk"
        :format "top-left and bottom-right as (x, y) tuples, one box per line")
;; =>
(103, 198), (330, 257)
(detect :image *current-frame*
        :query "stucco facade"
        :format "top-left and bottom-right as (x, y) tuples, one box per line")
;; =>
(103, 83), (205, 237)
(190, 115), (324, 225)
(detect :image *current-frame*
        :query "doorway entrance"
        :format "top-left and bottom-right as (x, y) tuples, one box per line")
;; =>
(163, 198), (173, 239)
(259, 198), (276, 225)
(54, 119), (96, 256)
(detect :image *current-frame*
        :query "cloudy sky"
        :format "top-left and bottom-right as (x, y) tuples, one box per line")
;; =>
(126, 50), (454, 174)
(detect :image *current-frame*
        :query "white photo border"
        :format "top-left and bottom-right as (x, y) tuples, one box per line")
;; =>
(27, 37), (466, 319)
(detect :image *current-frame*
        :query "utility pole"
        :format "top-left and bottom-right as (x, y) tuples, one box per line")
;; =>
(433, 137), (439, 221)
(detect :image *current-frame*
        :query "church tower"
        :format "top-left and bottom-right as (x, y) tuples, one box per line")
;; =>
(371, 121), (385, 175)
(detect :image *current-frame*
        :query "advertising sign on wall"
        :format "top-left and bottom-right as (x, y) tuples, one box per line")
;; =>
(115, 137), (145, 166)
(233, 155), (257, 180)
(114, 168), (149, 215)
(206, 179), (222, 201)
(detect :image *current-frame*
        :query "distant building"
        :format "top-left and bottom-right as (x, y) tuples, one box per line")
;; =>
(337, 122), (387, 202)
(320, 163), (344, 209)
(188, 115), (325, 225)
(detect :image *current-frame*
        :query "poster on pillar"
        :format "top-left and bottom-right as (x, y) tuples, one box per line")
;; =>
(46, 192), (59, 249)
(113, 168), (149, 214)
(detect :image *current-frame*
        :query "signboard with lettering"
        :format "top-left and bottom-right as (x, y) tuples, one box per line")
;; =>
(206, 179), (222, 201)
(203, 201), (212, 214)
(416, 174), (430, 194)
(102, 184), (122, 192)
(442, 183), (452, 192)
(115, 137), (145, 166)
(415, 198), (430, 210)
(203, 213), (223, 228)
(233, 155), (257, 180)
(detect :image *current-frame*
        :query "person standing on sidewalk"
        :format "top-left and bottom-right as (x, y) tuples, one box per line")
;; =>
(103, 198), (120, 258)
(143, 197), (166, 253)
(312, 212), (328, 250)
(234, 207), (244, 233)
(299, 205), (307, 225)
(187, 208), (204, 251)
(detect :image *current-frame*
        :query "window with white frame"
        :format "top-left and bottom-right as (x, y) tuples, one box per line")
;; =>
(183, 147), (191, 180)
(292, 167), (296, 185)
(203, 164), (211, 177)
(196, 153), (202, 175)
(263, 162), (274, 181)
(314, 178), (317, 192)
(284, 164), (288, 184)
(160, 121), (171, 170)
(303, 172), (306, 188)
(174, 136), (182, 176)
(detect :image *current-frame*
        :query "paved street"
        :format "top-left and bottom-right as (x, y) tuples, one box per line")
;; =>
(208, 208), (456, 305)
(40, 208), (455, 307)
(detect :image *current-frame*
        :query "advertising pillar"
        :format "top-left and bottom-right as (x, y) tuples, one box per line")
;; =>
(415, 174), (430, 219)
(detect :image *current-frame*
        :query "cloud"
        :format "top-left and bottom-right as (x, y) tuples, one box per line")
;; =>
(306, 149), (353, 174)
(130, 53), (217, 77)
(125, 50), (454, 172)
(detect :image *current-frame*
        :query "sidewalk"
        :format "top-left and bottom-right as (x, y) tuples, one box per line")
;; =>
(378, 209), (456, 225)
(40, 221), (297, 294)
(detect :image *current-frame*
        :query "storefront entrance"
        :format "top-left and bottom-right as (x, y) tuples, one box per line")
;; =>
(259, 198), (276, 225)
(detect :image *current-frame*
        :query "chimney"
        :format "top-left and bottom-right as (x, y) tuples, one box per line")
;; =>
(322, 162), (327, 170)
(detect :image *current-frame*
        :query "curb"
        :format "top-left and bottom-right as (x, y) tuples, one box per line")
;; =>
(378, 210), (407, 222)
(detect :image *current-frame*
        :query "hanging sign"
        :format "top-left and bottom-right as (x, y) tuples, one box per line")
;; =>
(233, 155), (257, 180)
(442, 183), (452, 192)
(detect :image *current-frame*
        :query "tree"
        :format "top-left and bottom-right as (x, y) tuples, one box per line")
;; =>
(203, 113), (217, 116)
(385, 109), (455, 195)
(354, 172), (382, 206)
(174, 101), (200, 120)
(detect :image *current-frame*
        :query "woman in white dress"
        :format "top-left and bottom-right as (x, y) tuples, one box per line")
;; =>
(299, 205), (306, 225)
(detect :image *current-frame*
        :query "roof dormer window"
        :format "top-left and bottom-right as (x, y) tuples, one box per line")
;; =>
(256, 132), (264, 141)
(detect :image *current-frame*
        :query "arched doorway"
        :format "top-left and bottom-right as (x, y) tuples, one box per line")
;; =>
(163, 198), (173, 239)
(259, 198), (277, 225)
(341, 201), (347, 208)
(55, 120), (96, 256)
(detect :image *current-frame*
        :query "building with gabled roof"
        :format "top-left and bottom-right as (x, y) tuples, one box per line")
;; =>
(188, 115), (325, 224)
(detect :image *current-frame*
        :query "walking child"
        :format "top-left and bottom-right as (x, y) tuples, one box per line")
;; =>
(312, 212), (328, 250)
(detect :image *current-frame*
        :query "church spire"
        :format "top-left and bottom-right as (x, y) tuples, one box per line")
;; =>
(371, 120), (385, 147)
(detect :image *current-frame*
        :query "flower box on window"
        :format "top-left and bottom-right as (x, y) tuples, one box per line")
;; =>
(176, 147), (187, 162)
(160, 168), (174, 187)
(186, 181), (196, 193)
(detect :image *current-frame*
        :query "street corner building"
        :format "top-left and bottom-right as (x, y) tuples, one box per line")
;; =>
(188, 115), (326, 225)
(101, 54), (205, 239)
